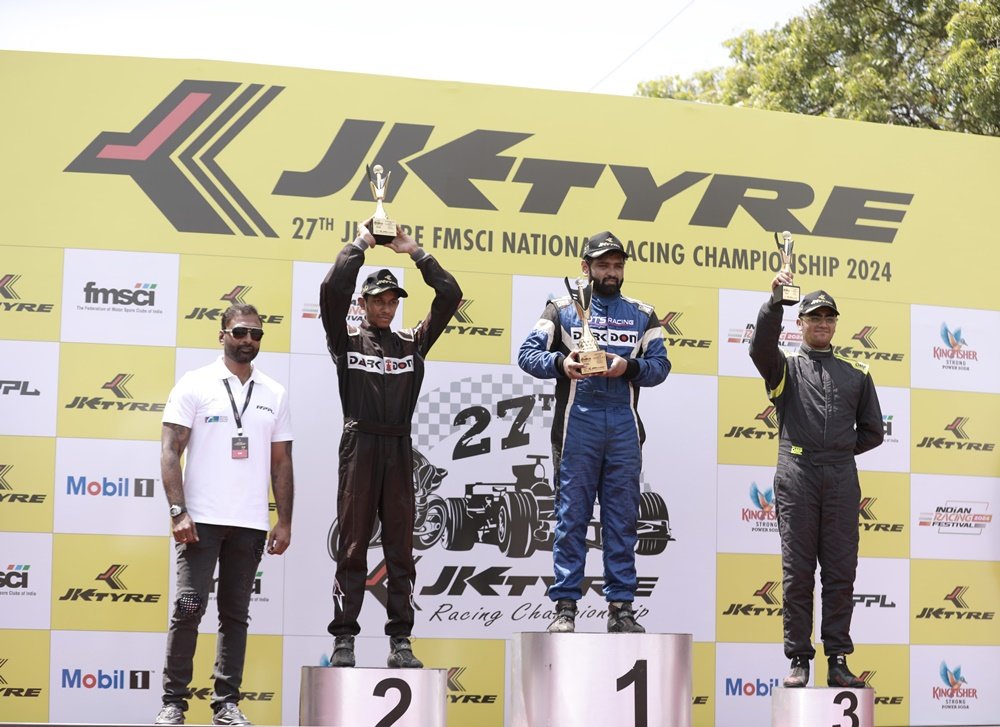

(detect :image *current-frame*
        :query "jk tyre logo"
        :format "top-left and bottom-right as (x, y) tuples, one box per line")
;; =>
(916, 417), (995, 451)
(102, 374), (132, 399)
(659, 311), (711, 349)
(444, 299), (503, 337)
(96, 564), (127, 590)
(184, 286), (283, 323)
(0, 274), (20, 299)
(67, 80), (283, 237)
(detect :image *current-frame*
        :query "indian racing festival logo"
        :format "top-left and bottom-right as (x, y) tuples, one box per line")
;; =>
(0, 464), (47, 506)
(724, 405), (779, 441)
(184, 285), (284, 324)
(722, 581), (783, 617)
(741, 482), (777, 534)
(858, 497), (904, 534)
(835, 325), (905, 362)
(918, 499), (992, 534)
(444, 299), (504, 337)
(659, 311), (712, 350)
(57, 564), (162, 603)
(0, 657), (44, 699)
(727, 321), (800, 348)
(66, 80), (284, 237)
(0, 273), (55, 314)
(916, 417), (996, 452)
(916, 585), (996, 620)
(933, 323), (979, 372)
(64, 373), (165, 412)
(933, 661), (978, 707)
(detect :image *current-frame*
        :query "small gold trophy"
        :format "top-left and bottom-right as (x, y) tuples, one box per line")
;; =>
(366, 163), (397, 245)
(771, 230), (801, 306)
(564, 277), (608, 375)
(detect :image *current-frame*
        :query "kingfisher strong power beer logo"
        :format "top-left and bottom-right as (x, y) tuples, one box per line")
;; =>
(66, 79), (916, 242)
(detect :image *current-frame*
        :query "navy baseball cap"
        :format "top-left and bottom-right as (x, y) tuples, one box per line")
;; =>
(799, 290), (839, 316)
(360, 269), (408, 298)
(582, 231), (629, 260)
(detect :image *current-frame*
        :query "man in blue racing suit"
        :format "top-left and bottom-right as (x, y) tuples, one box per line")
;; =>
(518, 231), (670, 633)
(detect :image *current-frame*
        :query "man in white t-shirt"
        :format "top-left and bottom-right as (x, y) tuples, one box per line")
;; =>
(154, 304), (294, 727)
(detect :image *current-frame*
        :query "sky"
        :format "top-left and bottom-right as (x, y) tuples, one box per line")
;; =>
(0, 0), (811, 96)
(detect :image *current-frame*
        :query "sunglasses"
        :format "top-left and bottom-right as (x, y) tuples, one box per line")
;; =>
(223, 326), (265, 341)
(801, 315), (838, 324)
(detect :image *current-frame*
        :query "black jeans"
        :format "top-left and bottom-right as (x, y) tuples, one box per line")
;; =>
(162, 523), (265, 710)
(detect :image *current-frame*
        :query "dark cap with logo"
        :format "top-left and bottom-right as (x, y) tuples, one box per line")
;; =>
(582, 231), (630, 260)
(799, 290), (839, 316)
(360, 269), (408, 298)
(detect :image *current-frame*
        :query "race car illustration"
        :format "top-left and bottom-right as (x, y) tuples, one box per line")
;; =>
(440, 455), (673, 558)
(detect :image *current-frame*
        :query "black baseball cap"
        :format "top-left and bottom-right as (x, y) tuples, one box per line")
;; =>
(799, 290), (839, 316)
(360, 269), (408, 298)
(582, 231), (630, 260)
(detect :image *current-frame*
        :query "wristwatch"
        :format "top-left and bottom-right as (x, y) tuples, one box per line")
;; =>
(169, 504), (186, 518)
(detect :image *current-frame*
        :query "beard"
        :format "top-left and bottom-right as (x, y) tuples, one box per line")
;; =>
(591, 277), (622, 297)
(225, 341), (259, 364)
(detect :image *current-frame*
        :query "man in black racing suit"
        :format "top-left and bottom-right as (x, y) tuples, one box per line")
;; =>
(320, 220), (461, 669)
(749, 275), (883, 690)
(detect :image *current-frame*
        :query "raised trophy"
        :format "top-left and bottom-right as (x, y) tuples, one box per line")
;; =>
(366, 163), (397, 245)
(564, 277), (608, 375)
(771, 230), (801, 305)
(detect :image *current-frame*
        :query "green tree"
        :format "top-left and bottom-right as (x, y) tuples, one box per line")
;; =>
(637, 0), (1000, 136)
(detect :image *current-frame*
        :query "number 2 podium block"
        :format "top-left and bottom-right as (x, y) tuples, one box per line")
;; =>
(299, 666), (447, 727)
(512, 632), (693, 727)
(771, 686), (874, 727)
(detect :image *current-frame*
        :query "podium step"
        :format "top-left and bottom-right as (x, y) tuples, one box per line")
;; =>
(771, 686), (874, 727)
(299, 666), (447, 727)
(512, 632), (692, 727)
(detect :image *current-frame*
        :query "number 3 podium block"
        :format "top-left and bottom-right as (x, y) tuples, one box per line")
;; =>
(512, 632), (693, 727)
(299, 666), (447, 727)
(771, 687), (874, 727)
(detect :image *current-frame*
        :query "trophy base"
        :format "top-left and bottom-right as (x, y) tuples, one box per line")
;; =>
(371, 216), (397, 245)
(579, 349), (608, 375)
(772, 284), (801, 306)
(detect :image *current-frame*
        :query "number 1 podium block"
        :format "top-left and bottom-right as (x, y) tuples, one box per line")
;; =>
(771, 687), (874, 727)
(299, 666), (447, 727)
(512, 632), (693, 727)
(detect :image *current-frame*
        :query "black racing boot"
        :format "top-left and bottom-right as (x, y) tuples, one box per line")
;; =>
(387, 636), (423, 668)
(548, 599), (577, 633)
(330, 635), (355, 667)
(783, 656), (810, 687)
(607, 601), (645, 633)
(827, 655), (865, 688)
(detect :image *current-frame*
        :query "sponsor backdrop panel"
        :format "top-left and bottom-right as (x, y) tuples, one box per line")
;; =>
(855, 385), (910, 473)
(0, 50), (998, 726)
(910, 304), (1000, 394)
(50, 533), (168, 632)
(0, 435), (56, 533)
(843, 557), (910, 645)
(911, 474), (998, 562)
(190, 634), (283, 726)
(716, 464), (780, 556)
(0, 245), (63, 341)
(49, 630), (164, 723)
(910, 559), (1000, 646)
(858, 471), (910, 559)
(717, 377), (780, 466)
(290, 260), (406, 355)
(692, 641), (716, 727)
(53, 438), (163, 536)
(909, 645), (1000, 726)
(911, 389), (1000, 477)
(57, 343), (175, 441)
(0, 340), (59, 437)
(715, 553), (783, 644)
(0, 629), (50, 721)
(60, 249), (179, 347)
(0, 531), (53, 629)
(176, 254), (292, 351)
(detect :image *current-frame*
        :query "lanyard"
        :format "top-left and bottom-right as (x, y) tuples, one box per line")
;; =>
(222, 379), (254, 436)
